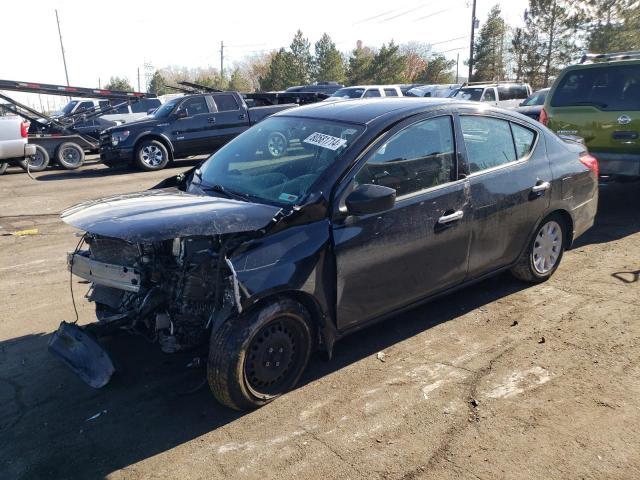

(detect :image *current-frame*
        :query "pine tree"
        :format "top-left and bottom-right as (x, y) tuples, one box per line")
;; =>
(348, 43), (375, 85)
(260, 48), (296, 91)
(313, 33), (346, 83)
(472, 5), (507, 82)
(585, 0), (640, 52)
(368, 41), (407, 84)
(289, 30), (313, 85)
(526, 0), (580, 87)
(147, 71), (170, 95)
(104, 76), (133, 92)
(417, 55), (456, 84)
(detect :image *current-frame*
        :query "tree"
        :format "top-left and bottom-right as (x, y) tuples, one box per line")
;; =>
(228, 67), (253, 92)
(584, 0), (640, 52)
(289, 30), (313, 85)
(313, 33), (346, 83)
(526, 0), (581, 87)
(238, 51), (276, 91)
(417, 54), (456, 84)
(401, 42), (432, 82)
(368, 41), (407, 84)
(260, 48), (296, 91)
(348, 42), (375, 85)
(104, 76), (133, 92)
(147, 71), (170, 95)
(472, 5), (507, 82)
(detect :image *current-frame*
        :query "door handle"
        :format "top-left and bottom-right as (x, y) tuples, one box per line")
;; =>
(239, 113), (246, 120)
(438, 210), (464, 225)
(531, 181), (551, 193)
(207, 117), (216, 124)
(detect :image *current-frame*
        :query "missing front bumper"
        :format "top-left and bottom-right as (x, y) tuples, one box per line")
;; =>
(68, 252), (141, 293)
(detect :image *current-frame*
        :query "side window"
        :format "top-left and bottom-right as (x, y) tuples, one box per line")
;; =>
(213, 94), (240, 112)
(115, 104), (130, 114)
(77, 101), (95, 112)
(460, 116), (516, 173)
(181, 97), (209, 116)
(355, 116), (456, 197)
(364, 89), (381, 98)
(511, 123), (536, 159)
(98, 100), (110, 110)
(482, 89), (496, 102)
(384, 88), (398, 97)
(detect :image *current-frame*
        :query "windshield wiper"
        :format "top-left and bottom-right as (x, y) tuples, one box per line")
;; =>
(200, 183), (249, 201)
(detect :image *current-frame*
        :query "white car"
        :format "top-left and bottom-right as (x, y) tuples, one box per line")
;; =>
(324, 85), (403, 101)
(406, 84), (461, 98)
(451, 83), (532, 109)
(0, 115), (36, 175)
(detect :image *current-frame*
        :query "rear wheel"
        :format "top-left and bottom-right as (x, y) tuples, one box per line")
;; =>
(511, 214), (565, 283)
(134, 139), (170, 171)
(266, 132), (288, 158)
(19, 145), (50, 172)
(56, 142), (85, 170)
(208, 298), (313, 410)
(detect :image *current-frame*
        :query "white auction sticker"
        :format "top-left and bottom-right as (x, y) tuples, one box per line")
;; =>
(303, 132), (347, 151)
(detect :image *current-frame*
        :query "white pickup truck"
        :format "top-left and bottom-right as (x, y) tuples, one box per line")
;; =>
(0, 116), (36, 174)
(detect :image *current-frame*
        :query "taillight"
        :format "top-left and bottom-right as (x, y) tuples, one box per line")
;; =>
(20, 121), (29, 138)
(539, 108), (548, 126)
(579, 152), (599, 178)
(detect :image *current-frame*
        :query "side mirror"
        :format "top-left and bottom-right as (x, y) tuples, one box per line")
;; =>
(345, 184), (396, 216)
(175, 108), (188, 119)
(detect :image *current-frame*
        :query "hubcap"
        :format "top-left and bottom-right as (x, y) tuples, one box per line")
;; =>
(532, 220), (562, 274)
(267, 134), (286, 157)
(141, 145), (164, 166)
(244, 317), (304, 397)
(62, 147), (81, 166)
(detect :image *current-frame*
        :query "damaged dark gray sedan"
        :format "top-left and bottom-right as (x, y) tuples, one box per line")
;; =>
(54, 98), (598, 410)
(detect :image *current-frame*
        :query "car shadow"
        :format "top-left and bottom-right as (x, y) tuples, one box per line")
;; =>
(1, 273), (525, 480)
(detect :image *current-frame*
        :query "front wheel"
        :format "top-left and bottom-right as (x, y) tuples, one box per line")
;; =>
(19, 145), (50, 172)
(134, 139), (170, 171)
(266, 131), (288, 158)
(56, 142), (85, 170)
(208, 298), (313, 410)
(511, 214), (565, 283)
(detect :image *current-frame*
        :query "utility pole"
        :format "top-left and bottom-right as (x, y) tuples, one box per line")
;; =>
(220, 41), (224, 79)
(456, 53), (460, 83)
(55, 9), (70, 86)
(468, 0), (477, 81)
(137, 67), (141, 92)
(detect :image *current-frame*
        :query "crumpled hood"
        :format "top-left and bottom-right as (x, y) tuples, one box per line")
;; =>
(61, 188), (281, 243)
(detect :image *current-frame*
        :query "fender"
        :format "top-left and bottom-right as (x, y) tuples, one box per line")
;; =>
(132, 131), (175, 156)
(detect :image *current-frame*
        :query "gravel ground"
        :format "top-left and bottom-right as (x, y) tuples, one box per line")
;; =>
(1, 158), (639, 480)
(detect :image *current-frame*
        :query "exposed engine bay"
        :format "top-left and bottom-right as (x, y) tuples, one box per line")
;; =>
(69, 233), (241, 354)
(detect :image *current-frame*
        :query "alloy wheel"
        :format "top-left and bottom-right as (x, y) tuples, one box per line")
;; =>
(141, 145), (164, 167)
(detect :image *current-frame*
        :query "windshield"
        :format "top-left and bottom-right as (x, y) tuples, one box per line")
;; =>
(61, 101), (79, 115)
(453, 88), (484, 101)
(522, 89), (548, 106)
(551, 65), (640, 111)
(152, 98), (181, 118)
(197, 116), (364, 206)
(331, 88), (365, 99)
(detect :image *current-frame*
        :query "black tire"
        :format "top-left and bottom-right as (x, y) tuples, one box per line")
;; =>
(511, 213), (566, 283)
(0, 162), (7, 175)
(208, 298), (313, 410)
(266, 131), (288, 158)
(134, 139), (170, 171)
(19, 145), (50, 172)
(56, 142), (85, 170)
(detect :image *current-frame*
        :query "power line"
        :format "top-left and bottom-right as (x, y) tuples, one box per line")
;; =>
(431, 35), (469, 46)
(378, 4), (431, 23)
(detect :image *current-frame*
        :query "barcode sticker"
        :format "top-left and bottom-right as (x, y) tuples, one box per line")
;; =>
(303, 132), (347, 151)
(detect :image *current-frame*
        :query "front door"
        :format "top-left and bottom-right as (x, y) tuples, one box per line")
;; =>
(332, 114), (472, 330)
(458, 112), (552, 277)
(172, 96), (213, 156)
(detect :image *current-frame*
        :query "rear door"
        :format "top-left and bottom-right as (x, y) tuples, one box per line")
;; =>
(458, 111), (551, 277)
(546, 63), (640, 175)
(332, 114), (472, 330)
(171, 95), (212, 156)
(210, 93), (250, 148)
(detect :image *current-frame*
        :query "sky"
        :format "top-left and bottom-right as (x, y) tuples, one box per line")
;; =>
(0, 0), (527, 108)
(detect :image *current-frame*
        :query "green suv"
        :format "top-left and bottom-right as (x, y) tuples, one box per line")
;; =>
(543, 52), (640, 180)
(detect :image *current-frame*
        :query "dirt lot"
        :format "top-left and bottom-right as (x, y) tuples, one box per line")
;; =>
(1, 158), (639, 480)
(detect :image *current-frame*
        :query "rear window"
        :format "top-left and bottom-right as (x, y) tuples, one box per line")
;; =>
(384, 88), (398, 97)
(551, 65), (640, 111)
(497, 85), (529, 101)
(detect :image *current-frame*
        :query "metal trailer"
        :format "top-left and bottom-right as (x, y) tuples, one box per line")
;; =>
(0, 78), (156, 171)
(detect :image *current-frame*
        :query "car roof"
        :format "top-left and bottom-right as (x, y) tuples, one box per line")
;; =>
(277, 97), (471, 124)
(336, 85), (400, 89)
